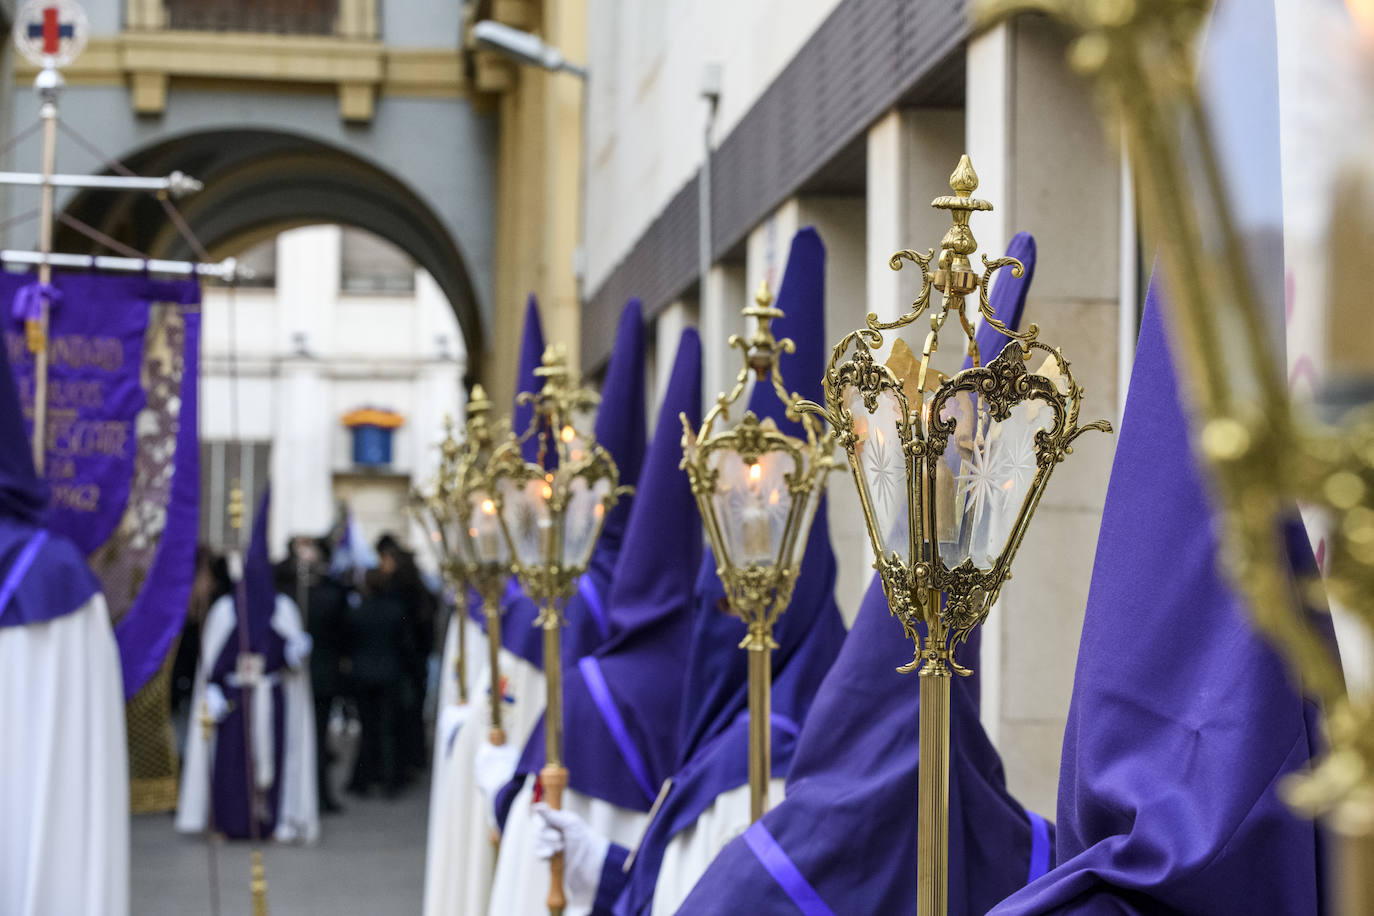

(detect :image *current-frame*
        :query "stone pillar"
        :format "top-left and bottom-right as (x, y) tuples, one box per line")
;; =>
(866, 108), (966, 327)
(651, 300), (697, 425)
(271, 362), (335, 557)
(700, 262), (748, 408)
(270, 227), (343, 555)
(747, 196), (869, 624)
(966, 16), (1124, 816)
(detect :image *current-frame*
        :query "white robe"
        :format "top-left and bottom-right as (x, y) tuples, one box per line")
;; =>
(424, 638), (546, 916)
(0, 594), (129, 916)
(649, 779), (785, 916)
(175, 593), (319, 844)
(488, 782), (647, 916)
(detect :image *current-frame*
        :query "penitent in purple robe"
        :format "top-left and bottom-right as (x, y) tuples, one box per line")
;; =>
(986, 283), (1329, 914)
(209, 487), (288, 840)
(675, 232), (1048, 916)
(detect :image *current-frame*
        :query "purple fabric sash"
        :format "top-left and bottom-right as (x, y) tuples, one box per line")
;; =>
(578, 575), (608, 641)
(0, 530), (47, 620)
(1027, 811), (1051, 883)
(744, 821), (837, 916)
(579, 654), (656, 803)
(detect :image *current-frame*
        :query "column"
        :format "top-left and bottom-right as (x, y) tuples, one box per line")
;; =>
(700, 262), (747, 408)
(966, 16), (1123, 816)
(651, 300), (697, 425)
(745, 196), (870, 623)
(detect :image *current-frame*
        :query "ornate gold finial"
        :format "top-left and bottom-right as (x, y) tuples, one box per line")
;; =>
(753, 279), (774, 310)
(535, 344), (570, 387)
(739, 280), (788, 380)
(932, 154), (994, 293)
(469, 383), (491, 414)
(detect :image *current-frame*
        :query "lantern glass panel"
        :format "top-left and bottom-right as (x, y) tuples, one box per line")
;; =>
(466, 489), (509, 567)
(708, 444), (798, 568)
(498, 475), (552, 568)
(561, 474), (612, 570)
(935, 390), (1052, 569)
(780, 456), (824, 569)
(845, 384), (911, 561)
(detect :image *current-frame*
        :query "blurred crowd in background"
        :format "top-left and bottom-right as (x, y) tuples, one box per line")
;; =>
(170, 516), (441, 814)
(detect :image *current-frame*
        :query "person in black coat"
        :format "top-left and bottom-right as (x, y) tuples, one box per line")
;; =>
(375, 534), (436, 779)
(346, 567), (414, 798)
(277, 536), (353, 814)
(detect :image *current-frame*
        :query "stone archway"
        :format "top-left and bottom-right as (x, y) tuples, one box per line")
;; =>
(53, 128), (486, 380)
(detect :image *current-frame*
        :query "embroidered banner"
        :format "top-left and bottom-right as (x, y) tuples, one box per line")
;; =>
(2, 272), (201, 697)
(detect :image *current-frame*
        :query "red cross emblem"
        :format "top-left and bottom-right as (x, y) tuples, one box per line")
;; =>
(14, 1), (87, 68)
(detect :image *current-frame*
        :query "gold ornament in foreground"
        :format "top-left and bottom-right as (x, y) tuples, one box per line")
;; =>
(974, 0), (1374, 911)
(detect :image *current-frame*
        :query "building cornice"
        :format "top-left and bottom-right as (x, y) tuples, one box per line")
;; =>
(13, 32), (469, 121)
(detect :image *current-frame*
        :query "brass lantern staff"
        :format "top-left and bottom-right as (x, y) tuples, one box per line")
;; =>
(681, 284), (834, 823)
(411, 417), (470, 707)
(973, 2), (1374, 912)
(486, 346), (626, 916)
(445, 386), (515, 747)
(799, 155), (1110, 916)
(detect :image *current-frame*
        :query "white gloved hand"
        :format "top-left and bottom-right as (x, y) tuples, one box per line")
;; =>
(473, 741), (521, 828)
(284, 633), (314, 669)
(531, 801), (610, 903)
(204, 683), (230, 723)
(437, 703), (472, 758)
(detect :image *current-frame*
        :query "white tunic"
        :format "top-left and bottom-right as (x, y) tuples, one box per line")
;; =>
(649, 779), (785, 916)
(0, 594), (129, 916)
(175, 593), (319, 844)
(488, 782), (647, 916)
(423, 639), (546, 916)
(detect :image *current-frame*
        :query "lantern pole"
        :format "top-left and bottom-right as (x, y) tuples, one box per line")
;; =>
(683, 285), (835, 823)
(487, 346), (625, 916)
(801, 155), (1111, 916)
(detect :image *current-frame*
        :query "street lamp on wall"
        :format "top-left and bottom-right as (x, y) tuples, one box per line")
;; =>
(471, 20), (588, 79)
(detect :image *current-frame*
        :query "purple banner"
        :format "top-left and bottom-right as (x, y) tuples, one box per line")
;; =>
(4, 273), (150, 553)
(2, 272), (201, 697)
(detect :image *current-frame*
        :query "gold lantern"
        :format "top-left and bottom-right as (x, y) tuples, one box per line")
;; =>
(799, 155), (1111, 916)
(680, 282), (836, 823)
(485, 345), (627, 916)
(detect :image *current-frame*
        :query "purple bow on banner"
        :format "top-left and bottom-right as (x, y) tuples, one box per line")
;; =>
(11, 282), (61, 323)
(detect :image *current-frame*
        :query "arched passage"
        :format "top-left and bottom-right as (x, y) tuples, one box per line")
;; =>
(53, 128), (485, 379)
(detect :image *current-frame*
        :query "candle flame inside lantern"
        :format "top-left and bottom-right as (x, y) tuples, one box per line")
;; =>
(748, 462), (763, 484)
(560, 425), (576, 444)
(480, 498), (496, 515)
